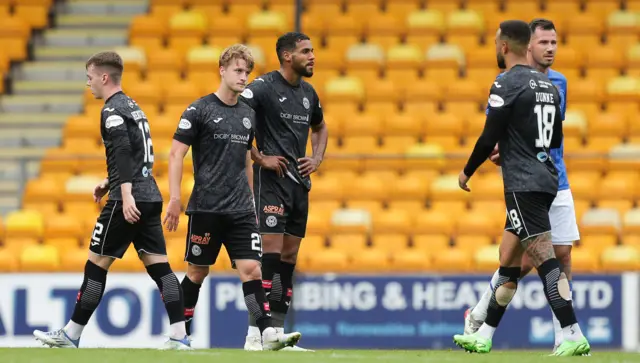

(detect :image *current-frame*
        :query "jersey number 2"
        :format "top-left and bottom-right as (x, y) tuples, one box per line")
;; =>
(138, 121), (154, 163)
(534, 104), (555, 149)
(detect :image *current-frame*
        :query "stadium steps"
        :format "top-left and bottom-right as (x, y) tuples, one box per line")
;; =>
(0, 0), (148, 216)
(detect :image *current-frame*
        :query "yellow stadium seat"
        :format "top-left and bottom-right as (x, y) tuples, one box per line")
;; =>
(387, 173), (429, 201)
(329, 208), (371, 234)
(392, 248), (432, 272)
(45, 214), (83, 240)
(380, 133), (419, 153)
(364, 77), (401, 103)
(386, 1), (420, 22)
(386, 44), (424, 70)
(125, 80), (162, 106)
(571, 247), (600, 272)
(309, 174), (344, 201)
(372, 210), (413, 235)
(430, 173), (468, 203)
(580, 234), (618, 256)
(110, 246), (144, 272)
(413, 234), (450, 253)
(129, 15), (167, 39)
(146, 48), (185, 73)
(403, 78), (442, 106)
(14, 5), (49, 29)
(598, 200), (634, 216)
(186, 45), (222, 72)
(344, 201), (384, 216)
(306, 212), (331, 237)
(5, 210), (43, 239)
(588, 112), (628, 138)
(20, 244), (59, 272)
(432, 247), (472, 272)
(169, 10), (207, 37)
(345, 43), (384, 71)
(455, 235), (493, 252)
(446, 9), (484, 35)
(474, 244), (499, 272)
(305, 248), (349, 273)
(565, 13), (604, 36)
(44, 237), (80, 252)
(456, 211), (500, 238)
(247, 10), (287, 36)
(606, 76), (640, 103)
(341, 111), (383, 137)
(406, 9), (445, 39)
(339, 136), (379, 154)
(586, 0), (623, 22)
(413, 211), (455, 236)
(568, 171), (601, 202)
(607, 11), (640, 50)
(163, 80), (201, 105)
(64, 175), (103, 203)
(351, 248), (392, 272)
(325, 13), (363, 37)
(601, 245), (640, 272)
(598, 172), (637, 200)
(343, 173), (389, 202)
(468, 172), (503, 201)
(404, 143), (445, 171)
(324, 76), (365, 104)
(623, 208), (640, 236)
(608, 143), (640, 171)
(372, 234), (410, 253)
(22, 177), (64, 205)
(0, 248), (19, 272)
(580, 208), (621, 236)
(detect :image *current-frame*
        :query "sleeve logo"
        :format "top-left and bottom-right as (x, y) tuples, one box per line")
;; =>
(179, 118), (192, 130)
(488, 94), (505, 108)
(105, 115), (124, 128)
(241, 88), (253, 99)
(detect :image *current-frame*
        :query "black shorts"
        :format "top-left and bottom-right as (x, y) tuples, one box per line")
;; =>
(255, 167), (309, 238)
(504, 191), (555, 241)
(89, 200), (167, 258)
(184, 211), (261, 266)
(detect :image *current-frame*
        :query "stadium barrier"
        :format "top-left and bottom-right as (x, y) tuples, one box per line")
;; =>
(0, 273), (637, 351)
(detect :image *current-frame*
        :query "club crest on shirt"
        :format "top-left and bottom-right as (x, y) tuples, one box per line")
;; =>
(242, 117), (252, 129)
(302, 97), (310, 110)
(241, 88), (253, 99)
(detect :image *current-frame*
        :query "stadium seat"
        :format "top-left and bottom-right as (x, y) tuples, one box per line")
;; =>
(432, 247), (472, 272)
(601, 245), (640, 272)
(330, 210), (371, 235)
(571, 247), (600, 272)
(20, 244), (59, 272)
(474, 244), (499, 272)
(351, 248), (392, 272)
(580, 234), (618, 256)
(0, 249), (19, 272)
(305, 248), (350, 273)
(5, 210), (44, 239)
(59, 246), (90, 272)
(44, 214), (83, 240)
(581, 208), (622, 236)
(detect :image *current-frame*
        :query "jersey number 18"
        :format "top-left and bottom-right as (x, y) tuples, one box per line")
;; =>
(138, 121), (154, 164)
(533, 104), (555, 149)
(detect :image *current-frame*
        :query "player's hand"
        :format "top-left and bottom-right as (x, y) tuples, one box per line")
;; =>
(93, 179), (109, 203)
(122, 193), (141, 223)
(259, 154), (288, 178)
(163, 199), (181, 232)
(297, 156), (320, 177)
(458, 171), (471, 192)
(489, 144), (501, 166)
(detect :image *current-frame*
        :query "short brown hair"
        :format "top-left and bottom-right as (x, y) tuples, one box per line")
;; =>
(86, 51), (124, 84)
(219, 44), (254, 71)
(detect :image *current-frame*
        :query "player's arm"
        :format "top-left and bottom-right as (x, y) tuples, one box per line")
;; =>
(459, 85), (513, 191)
(299, 92), (327, 178)
(246, 129), (255, 193)
(104, 110), (140, 223)
(163, 108), (198, 231)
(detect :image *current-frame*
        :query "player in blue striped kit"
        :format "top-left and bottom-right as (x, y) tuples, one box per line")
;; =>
(463, 18), (581, 354)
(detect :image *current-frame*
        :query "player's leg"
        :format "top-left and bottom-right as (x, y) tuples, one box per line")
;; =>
(34, 200), (128, 348)
(179, 213), (219, 340)
(516, 192), (589, 356)
(548, 189), (580, 351)
(247, 168), (288, 345)
(455, 227), (523, 353)
(134, 202), (190, 350)
(227, 212), (302, 351)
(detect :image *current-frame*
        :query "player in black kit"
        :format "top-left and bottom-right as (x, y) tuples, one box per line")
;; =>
(162, 44), (302, 351)
(33, 51), (190, 350)
(239, 32), (329, 352)
(452, 21), (590, 356)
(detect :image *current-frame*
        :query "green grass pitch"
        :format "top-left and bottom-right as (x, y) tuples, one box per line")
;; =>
(1, 348), (638, 363)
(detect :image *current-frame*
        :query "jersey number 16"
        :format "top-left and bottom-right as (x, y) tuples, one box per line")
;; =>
(533, 104), (555, 149)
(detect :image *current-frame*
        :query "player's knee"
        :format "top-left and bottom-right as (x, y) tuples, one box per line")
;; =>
(88, 252), (115, 270)
(186, 264), (209, 284)
(236, 259), (262, 281)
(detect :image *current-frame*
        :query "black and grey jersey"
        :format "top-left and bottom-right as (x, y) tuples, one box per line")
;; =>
(100, 91), (162, 202)
(173, 94), (255, 214)
(464, 64), (563, 195)
(239, 70), (323, 189)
